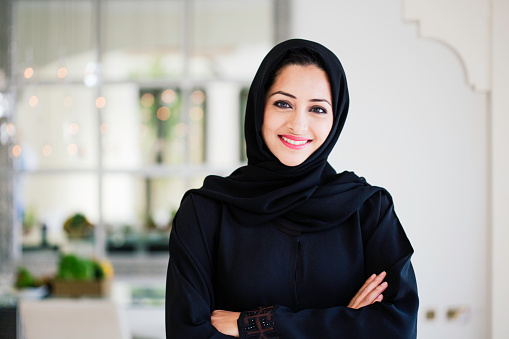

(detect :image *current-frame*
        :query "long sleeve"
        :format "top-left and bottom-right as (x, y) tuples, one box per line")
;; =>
(166, 195), (235, 339)
(237, 191), (418, 339)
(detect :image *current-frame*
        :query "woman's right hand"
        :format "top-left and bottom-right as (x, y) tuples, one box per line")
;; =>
(347, 271), (388, 309)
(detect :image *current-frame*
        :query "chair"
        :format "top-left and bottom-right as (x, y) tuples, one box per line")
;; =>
(19, 298), (130, 339)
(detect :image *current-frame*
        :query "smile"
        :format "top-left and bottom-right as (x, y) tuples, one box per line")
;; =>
(279, 135), (311, 149)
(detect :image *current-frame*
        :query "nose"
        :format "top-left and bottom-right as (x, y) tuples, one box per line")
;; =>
(287, 109), (308, 134)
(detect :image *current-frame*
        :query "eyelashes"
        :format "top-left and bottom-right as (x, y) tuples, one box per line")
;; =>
(274, 100), (292, 109)
(273, 100), (328, 114)
(310, 106), (327, 114)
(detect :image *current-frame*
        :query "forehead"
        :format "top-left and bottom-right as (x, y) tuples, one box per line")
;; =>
(269, 64), (332, 98)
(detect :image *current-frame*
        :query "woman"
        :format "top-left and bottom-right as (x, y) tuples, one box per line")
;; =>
(166, 39), (418, 338)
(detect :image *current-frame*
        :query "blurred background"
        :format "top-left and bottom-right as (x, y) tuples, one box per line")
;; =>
(0, 0), (507, 338)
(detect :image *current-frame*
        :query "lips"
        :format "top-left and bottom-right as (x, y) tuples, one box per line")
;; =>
(279, 135), (311, 149)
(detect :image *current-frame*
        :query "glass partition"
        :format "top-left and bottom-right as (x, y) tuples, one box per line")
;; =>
(13, 85), (98, 171)
(19, 173), (99, 256)
(6, 0), (281, 264)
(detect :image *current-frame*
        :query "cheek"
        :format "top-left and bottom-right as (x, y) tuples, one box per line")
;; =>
(261, 109), (279, 136)
(315, 117), (334, 143)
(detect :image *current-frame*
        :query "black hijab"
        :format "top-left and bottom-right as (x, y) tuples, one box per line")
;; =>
(184, 39), (383, 234)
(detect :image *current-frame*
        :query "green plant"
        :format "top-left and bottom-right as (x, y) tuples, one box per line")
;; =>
(57, 254), (94, 281)
(56, 254), (108, 281)
(15, 266), (42, 288)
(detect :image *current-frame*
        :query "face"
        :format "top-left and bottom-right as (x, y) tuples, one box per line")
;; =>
(262, 64), (333, 167)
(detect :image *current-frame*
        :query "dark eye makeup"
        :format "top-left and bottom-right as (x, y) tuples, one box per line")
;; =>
(310, 106), (327, 114)
(274, 100), (292, 109)
(272, 100), (328, 114)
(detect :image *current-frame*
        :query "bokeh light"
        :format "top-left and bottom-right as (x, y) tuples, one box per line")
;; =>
(157, 107), (171, 121)
(162, 89), (177, 104)
(6, 123), (16, 136)
(140, 93), (155, 107)
(190, 90), (205, 105)
(24, 67), (34, 79)
(57, 67), (67, 79)
(29, 96), (38, 107)
(11, 145), (22, 157)
(69, 123), (79, 135)
(67, 143), (78, 156)
(96, 96), (106, 108)
(100, 123), (109, 135)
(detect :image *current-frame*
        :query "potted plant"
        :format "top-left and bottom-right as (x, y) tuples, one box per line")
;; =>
(52, 254), (113, 298)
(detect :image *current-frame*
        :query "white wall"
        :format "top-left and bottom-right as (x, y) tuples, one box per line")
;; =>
(491, 1), (509, 337)
(291, 0), (489, 338)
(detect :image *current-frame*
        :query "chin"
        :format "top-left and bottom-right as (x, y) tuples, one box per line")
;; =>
(279, 157), (306, 167)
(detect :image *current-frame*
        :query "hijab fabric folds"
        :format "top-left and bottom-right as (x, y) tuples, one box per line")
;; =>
(186, 39), (382, 234)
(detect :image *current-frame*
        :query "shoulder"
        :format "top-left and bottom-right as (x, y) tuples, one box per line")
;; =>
(170, 192), (223, 259)
(177, 191), (222, 219)
(360, 190), (394, 222)
(337, 170), (393, 202)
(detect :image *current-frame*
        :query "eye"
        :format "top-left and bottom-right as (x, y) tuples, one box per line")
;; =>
(274, 100), (292, 109)
(310, 106), (327, 114)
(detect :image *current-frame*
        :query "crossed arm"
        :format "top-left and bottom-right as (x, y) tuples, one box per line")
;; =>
(211, 271), (389, 337)
(167, 193), (418, 339)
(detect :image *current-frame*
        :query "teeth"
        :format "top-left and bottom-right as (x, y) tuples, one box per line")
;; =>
(282, 136), (308, 145)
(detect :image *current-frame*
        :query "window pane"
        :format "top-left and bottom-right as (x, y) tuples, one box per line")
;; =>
(192, 0), (274, 78)
(102, 85), (206, 168)
(19, 173), (98, 255)
(14, 1), (95, 83)
(103, 175), (202, 254)
(188, 88), (206, 164)
(101, 0), (184, 81)
(138, 88), (185, 166)
(101, 84), (146, 169)
(13, 85), (98, 170)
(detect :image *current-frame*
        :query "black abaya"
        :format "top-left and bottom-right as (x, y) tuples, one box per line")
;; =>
(165, 39), (418, 338)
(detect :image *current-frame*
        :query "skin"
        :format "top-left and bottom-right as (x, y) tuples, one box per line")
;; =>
(261, 64), (334, 167)
(211, 65), (388, 337)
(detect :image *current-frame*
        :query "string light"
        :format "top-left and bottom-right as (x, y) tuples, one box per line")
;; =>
(69, 123), (79, 135)
(190, 90), (205, 105)
(11, 145), (22, 158)
(100, 123), (109, 135)
(140, 93), (155, 107)
(57, 67), (67, 79)
(67, 143), (78, 156)
(29, 96), (38, 107)
(24, 67), (34, 79)
(6, 123), (16, 136)
(96, 96), (106, 108)
(157, 107), (171, 121)
(162, 89), (176, 104)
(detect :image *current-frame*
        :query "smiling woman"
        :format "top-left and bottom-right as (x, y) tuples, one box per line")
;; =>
(166, 39), (418, 339)
(262, 64), (333, 167)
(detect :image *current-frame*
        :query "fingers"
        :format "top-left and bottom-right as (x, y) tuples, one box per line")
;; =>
(350, 273), (378, 301)
(347, 271), (388, 309)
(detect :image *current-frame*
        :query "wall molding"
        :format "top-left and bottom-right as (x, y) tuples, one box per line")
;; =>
(403, 0), (491, 93)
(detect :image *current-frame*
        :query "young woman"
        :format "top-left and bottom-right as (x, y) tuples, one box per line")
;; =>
(166, 39), (418, 338)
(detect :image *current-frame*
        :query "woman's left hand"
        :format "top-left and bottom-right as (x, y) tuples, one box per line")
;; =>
(211, 310), (241, 337)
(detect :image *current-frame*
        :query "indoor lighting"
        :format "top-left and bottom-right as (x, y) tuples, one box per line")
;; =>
(157, 107), (171, 121)
(96, 96), (106, 108)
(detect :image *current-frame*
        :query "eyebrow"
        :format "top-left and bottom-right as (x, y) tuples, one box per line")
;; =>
(268, 90), (332, 107)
